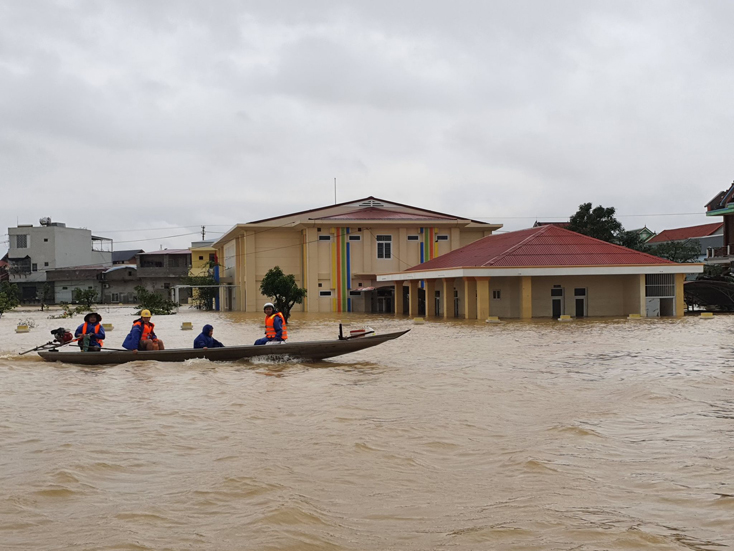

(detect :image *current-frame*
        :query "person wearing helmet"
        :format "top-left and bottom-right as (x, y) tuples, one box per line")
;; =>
(122, 309), (166, 351)
(254, 302), (288, 345)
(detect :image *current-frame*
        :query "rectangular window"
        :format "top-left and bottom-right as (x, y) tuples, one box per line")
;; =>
(407, 235), (419, 241)
(349, 290), (362, 296)
(318, 235), (331, 241)
(62, 286), (68, 290)
(15, 235), (28, 248)
(574, 288), (586, 296)
(111, 293), (120, 302)
(492, 290), (501, 299)
(44, 262), (49, 267)
(319, 290), (332, 297)
(348, 234), (361, 241)
(198, 255), (204, 260)
(376, 235), (392, 259)
(551, 288), (563, 297)
(43, 238), (48, 242)
(31, 263), (37, 271)
(436, 235), (449, 241)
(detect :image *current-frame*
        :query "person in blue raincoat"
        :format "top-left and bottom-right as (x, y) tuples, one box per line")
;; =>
(75, 312), (105, 351)
(193, 324), (224, 349)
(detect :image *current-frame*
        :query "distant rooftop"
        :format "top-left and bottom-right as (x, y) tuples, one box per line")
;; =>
(647, 222), (723, 243)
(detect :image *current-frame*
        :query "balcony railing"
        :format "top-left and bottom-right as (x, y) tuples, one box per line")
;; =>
(707, 246), (731, 258)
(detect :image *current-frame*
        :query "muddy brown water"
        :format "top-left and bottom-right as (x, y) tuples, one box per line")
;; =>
(1, 309), (733, 550)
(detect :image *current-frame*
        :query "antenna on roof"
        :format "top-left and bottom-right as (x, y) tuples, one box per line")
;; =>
(334, 177), (337, 205)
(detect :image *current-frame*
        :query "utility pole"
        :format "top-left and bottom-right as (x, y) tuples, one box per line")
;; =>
(201, 225), (206, 240)
(334, 177), (337, 204)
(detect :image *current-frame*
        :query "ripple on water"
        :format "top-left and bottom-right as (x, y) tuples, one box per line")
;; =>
(1, 311), (734, 549)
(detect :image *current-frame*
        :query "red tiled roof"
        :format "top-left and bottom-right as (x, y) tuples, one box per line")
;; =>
(406, 225), (676, 270)
(647, 222), (722, 243)
(313, 207), (456, 221)
(247, 196), (489, 224)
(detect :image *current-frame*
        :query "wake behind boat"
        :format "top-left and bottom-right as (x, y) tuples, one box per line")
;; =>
(37, 329), (410, 365)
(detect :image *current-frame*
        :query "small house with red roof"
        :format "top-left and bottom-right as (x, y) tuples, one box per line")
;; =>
(212, 197), (502, 313)
(647, 222), (722, 262)
(377, 225), (702, 319)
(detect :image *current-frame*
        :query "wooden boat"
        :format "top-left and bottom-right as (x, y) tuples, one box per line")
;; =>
(37, 330), (410, 366)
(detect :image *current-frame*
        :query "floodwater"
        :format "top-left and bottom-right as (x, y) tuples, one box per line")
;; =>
(1, 307), (733, 550)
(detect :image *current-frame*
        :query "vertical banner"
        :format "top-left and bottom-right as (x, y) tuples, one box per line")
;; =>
(330, 228), (352, 312)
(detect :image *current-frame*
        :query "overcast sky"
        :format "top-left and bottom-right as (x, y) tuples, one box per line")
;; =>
(2, 0), (733, 252)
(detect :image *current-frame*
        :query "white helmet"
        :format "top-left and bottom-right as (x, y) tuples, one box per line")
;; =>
(263, 302), (275, 310)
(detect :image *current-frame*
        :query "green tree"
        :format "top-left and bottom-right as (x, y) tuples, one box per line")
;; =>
(649, 240), (701, 263)
(567, 203), (624, 243)
(72, 288), (98, 311)
(0, 281), (20, 317)
(259, 266), (306, 322)
(615, 230), (652, 253)
(134, 285), (177, 315)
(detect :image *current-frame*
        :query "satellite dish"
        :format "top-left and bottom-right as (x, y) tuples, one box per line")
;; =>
(39, 217), (51, 226)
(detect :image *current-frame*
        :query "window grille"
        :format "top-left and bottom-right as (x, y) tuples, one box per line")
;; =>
(407, 235), (419, 241)
(645, 274), (675, 297)
(15, 235), (28, 248)
(436, 235), (449, 241)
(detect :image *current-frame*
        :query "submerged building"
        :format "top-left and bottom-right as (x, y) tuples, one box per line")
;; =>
(213, 197), (501, 312)
(378, 225), (702, 319)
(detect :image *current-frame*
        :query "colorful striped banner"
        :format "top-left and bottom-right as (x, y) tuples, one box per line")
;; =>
(331, 228), (352, 312)
(419, 228), (439, 289)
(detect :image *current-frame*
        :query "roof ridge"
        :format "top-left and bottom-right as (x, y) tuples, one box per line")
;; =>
(481, 226), (548, 266)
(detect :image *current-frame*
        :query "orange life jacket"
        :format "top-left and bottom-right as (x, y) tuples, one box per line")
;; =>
(265, 312), (287, 340)
(133, 320), (156, 340)
(81, 322), (104, 340)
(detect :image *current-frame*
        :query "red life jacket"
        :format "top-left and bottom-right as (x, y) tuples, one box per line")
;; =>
(133, 320), (156, 340)
(265, 312), (287, 340)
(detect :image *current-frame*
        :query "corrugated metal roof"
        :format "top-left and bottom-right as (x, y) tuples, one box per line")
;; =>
(313, 207), (456, 221)
(406, 225), (676, 270)
(647, 222), (723, 243)
(139, 249), (191, 255)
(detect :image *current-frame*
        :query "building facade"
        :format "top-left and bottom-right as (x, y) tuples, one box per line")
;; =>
(6, 219), (112, 303)
(213, 197), (501, 313)
(378, 225), (702, 319)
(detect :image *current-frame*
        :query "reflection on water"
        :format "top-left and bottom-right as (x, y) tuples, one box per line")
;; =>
(1, 308), (733, 550)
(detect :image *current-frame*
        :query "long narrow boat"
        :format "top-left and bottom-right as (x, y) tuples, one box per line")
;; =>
(37, 330), (409, 366)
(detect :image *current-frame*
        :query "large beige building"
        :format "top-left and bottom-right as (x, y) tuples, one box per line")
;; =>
(213, 197), (500, 313)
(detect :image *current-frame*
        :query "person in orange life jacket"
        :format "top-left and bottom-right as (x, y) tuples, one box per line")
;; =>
(74, 312), (105, 351)
(122, 309), (165, 351)
(254, 303), (287, 345)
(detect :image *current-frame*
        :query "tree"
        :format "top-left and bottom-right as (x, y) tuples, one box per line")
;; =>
(72, 288), (98, 311)
(616, 230), (652, 254)
(567, 203), (624, 243)
(134, 285), (177, 315)
(259, 266), (306, 322)
(649, 240), (701, 263)
(0, 281), (20, 317)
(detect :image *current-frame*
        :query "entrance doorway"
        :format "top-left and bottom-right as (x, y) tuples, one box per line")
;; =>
(551, 287), (564, 318)
(574, 288), (587, 318)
